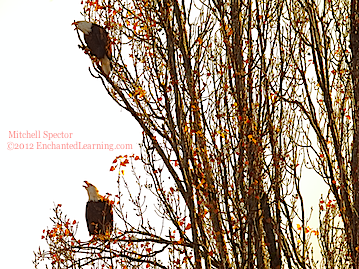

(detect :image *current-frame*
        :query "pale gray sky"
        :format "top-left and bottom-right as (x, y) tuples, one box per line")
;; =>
(0, 0), (141, 267)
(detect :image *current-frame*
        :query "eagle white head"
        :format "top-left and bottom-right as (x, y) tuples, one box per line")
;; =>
(74, 21), (93, 35)
(83, 181), (102, 201)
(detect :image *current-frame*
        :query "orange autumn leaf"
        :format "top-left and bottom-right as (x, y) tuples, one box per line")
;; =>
(120, 159), (129, 166)
(110, 165), (116, 171)
(185, 223), (191, 230)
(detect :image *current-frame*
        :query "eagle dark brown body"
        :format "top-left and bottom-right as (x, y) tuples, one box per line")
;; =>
(86, 200), (113, 236)
(83, 24), (111, 63)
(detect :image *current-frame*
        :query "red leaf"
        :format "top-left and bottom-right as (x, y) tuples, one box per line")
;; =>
(110, 165), (116, 171)
(185, 223), (191, 230)
(120, 159), (130, 166)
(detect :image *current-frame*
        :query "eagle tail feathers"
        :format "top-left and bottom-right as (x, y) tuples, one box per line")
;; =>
(101, 56), (111, 75)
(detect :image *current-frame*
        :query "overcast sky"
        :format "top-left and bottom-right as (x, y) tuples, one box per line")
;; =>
(0, 0), (142, 267)
(0, 0), (328, 267)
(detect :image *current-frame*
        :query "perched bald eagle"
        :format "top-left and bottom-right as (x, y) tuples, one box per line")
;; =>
(83, 181), (113, 236)
(73, 21), (112, 75)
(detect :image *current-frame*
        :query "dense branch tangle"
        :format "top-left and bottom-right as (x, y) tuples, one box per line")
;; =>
(73, 0), (321, 268)
(35, 0), (359, 268)
(284, 0), (356, 267)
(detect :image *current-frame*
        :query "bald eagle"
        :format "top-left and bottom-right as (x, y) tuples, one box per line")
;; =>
(73, 21), (112, 75)
(83, 181), (113, 236)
